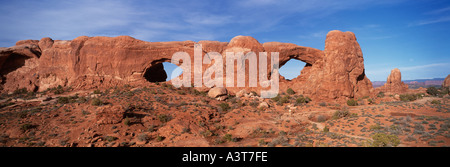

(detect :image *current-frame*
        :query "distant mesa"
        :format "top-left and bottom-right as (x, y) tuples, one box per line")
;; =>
(0, 30), (374, 100)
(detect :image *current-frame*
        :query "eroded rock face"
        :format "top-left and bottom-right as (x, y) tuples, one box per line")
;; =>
(443, 75), (450, 88)
(0, 30), (374, 100)
(278, 30), (373, 100)
(376, 68), (408, 94)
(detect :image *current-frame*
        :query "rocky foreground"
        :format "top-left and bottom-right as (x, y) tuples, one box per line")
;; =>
(0, 83), (449, 147)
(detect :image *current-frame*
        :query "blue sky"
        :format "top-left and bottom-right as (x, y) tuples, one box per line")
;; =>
(1, 0), (449, 81)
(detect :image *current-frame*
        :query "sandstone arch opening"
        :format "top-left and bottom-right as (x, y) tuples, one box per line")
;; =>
(143, 62), (183, 82)
(279, 59), (306, 80)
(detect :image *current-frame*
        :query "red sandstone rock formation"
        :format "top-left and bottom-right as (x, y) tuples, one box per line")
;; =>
(0, 30), (374, 100)
(443, 75), (450, 88)
(376, 68), (408, 94)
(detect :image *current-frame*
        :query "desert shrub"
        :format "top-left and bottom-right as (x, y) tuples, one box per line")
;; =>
(20, 123), (35, 131)
(371, 133), (400, 147)
(399, 94), (423, 102)
(295, 96), (311, 104)
(223, 134), (233, 142)
(123, 117), (131, 126)
(369, 124), (383, 131)
(323, 126), (329, 132)
(271, 94), (281, 102)
(248, 101), (259, 108)
(57, 97), (70, 104)
(93, 89), (102, 94)
(332, 110), (350, 119)
(137, 133), (150, 142)
(280, 95), (290, 104)
(218, 102), (231, 112)
(286, 88), (295, 95)
(431, 100), (441, 105)
(104, 136), (118, 142)
(426, 87), (439, 96)
(158, 114), (172, 123)
(13, 88), (28, 96)
(12, 88), (36, 99)
(317, 115), (327, 122)
(0, 102), (15, 109)
(91, 98), (103, 106)
(377, 91), (385, 98)
(367, 98), (374, 104)
(156, 135), (165, 142)
(53, 85), (65, 94)
(250, 91), (258, 96)
(177, 90), (186, 95)
(347, 99), (358, 106)
(319, 102), (327, 107)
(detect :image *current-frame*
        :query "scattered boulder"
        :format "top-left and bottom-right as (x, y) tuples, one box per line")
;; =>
(208, 87), (228, 101)
(235, 89), (248, 98)
(95, 105), (126, 125)
(258, 102), (269, 108)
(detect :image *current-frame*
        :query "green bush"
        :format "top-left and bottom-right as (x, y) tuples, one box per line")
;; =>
(347, 99), (358, 106)
(104, 136), (118, 142)
(20, 123), (34, 131)
(123, 117), (131, 126)
(426, 86), (449, 97)
(371, 133), (400, 147)
(426, 87), (439, 96)
(377, 91), (385, 98)
(93, 89), (102, 94)
(332, 110), (350, 120)
(91, 98), (103, 106)
(223, 134), (233, 142)
(280, 95), (290, 104)
(57, 97), (71, 104)
(431, 100), (441, 105)
(271, 94), (281, 102)
(156, 135), (165, 142)
(296, 96), (311, 104)
(54, 85), (65, 94)
(399, 93), (423, 102)
(286, 88), (295, 95)
(13, 88), (28, 95)
(158, 114), (172, 123)
(218, 102), (231, 112)
(319, 102), (327, 107)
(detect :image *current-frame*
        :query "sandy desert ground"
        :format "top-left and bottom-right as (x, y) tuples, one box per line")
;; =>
(1, 82), (448, 147)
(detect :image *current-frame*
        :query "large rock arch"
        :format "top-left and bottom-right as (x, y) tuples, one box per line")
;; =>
(0, 30), (374, 100)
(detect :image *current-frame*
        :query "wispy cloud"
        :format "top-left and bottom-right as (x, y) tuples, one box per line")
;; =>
(0, 0), (408, 47)
(409, 6), (450, 27)
(399, 63), (449, 71)
(425, 6), (450, 15)
(409, 16), (450, 26)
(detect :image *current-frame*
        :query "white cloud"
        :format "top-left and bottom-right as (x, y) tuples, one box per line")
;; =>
(399, 63), (449, 71)
(409, 16), (450, 26)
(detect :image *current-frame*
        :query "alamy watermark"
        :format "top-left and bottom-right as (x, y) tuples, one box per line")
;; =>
(170, 44), (279, 98)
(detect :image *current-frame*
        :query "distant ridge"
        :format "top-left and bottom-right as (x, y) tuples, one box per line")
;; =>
(372, 78), (445, 89)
